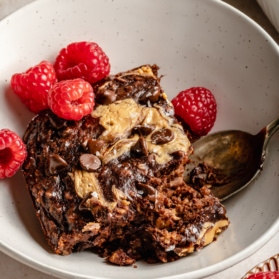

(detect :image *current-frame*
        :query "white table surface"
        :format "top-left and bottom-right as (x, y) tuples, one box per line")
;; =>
(0, 1), (278, 278)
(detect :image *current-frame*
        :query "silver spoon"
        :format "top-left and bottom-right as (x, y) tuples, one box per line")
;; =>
(184, 117), (279, 201)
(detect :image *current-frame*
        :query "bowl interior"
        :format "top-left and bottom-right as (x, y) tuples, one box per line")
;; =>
(0, 0), (278, 278)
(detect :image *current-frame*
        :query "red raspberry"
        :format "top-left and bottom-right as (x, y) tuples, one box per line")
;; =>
(48, 78), (95, 121)
(11, 60), (57, 113)
(247, 271), (279, 279)
(0, 129), (27, 179)
(171, 87), (217, 136)
(54, 41), (110, 83)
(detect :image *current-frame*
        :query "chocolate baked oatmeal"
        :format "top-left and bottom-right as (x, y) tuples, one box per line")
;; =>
(22, 65), (229, 265)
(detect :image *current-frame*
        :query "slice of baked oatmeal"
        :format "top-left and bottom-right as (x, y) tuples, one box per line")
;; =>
(22, 65), (229, 265)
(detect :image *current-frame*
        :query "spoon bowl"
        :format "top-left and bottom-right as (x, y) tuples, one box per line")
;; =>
(185, 117), (279, 201)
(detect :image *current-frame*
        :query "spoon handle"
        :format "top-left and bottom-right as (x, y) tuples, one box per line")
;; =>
(263, 117), (279, 150)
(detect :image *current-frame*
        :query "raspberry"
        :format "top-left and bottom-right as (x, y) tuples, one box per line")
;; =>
(0, 129), (27, 179)
(171, 87), (217, 136)
(54, 41), (110, 83)
(247, 271), (279, 279)
(11, 60), (57, 113)
(48, 78), (95, 121)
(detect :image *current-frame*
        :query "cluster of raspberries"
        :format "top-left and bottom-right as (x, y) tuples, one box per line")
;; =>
(1, 41), (110, 179)
(1, 40), (217, 180)
(11, 41), (110, 119)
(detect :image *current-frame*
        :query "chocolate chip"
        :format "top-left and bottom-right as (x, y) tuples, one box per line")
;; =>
(98, 89), (116, 105)
(49, 154), (68, 175)
(131, 137), (148, 157)
(80, 154), (101, 171)
(88, 139), (105, 155)
(137, 182), (156, 196)
(133, 125), (155, 136)
(116, 86), (133, 98)
(139, 86), (161, 103)
(151, 128), (174, 145)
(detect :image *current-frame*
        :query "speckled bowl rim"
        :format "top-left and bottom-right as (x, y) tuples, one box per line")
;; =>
(0, 1), (278, 279)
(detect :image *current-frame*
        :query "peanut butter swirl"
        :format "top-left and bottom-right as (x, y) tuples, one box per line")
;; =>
(91, 98), (191, 165)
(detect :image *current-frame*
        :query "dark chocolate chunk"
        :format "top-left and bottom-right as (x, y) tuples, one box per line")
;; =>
(131, 137), (148, 157)
(139, 86), (161, 103)
(97, 89), (117, 105)
(49, 154), (68, 175)
(151, 128), (174, 145)
(88, 139), (105, 155)
(133, 125), (155, 137)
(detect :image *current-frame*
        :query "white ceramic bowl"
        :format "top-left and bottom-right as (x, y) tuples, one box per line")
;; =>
(0, 1), (278, 279)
